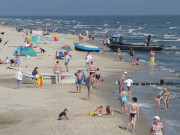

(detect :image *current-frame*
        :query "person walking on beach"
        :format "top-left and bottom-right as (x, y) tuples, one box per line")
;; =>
(89, 61), (96, 75)
(117, 48), (122, 61)
(119, 88), (128, 114)
(87, 73), (95, 101)
(118, 72), (127, 93)
(150, 50), (155, 66)
(64, 53), (71, 72)
(149, 116), (166, 135)
(85, 52), (92, 71)
(76, 69), (84, 93)
(124, 77), (133, 99)
(16, 67), (23, 89)
(32, 66), (39, 87)
(103, 37), (107, 50)
(126, 97), (139, 134)
(129, 48), (135, 63)
(53, 61), (62, 84)
(95, 68), (101, 89)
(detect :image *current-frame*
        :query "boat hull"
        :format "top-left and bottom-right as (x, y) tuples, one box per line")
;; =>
(108, 44), (164, 52)
(74, 43), (100, 52)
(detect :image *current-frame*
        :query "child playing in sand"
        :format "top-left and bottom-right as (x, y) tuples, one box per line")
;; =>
(106, 106), (114, 116)
(58, 108), (69, 120)
(93, 106), (103, 117)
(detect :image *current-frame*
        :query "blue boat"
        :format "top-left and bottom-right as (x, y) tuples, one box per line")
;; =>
(74, 43), (100, 52)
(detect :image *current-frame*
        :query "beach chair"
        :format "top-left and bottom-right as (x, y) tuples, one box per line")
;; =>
(59, 51), (64, 59)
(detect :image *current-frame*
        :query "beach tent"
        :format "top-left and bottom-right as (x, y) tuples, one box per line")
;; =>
(13, 46), (23, 56)
(20, 47), (37, 56)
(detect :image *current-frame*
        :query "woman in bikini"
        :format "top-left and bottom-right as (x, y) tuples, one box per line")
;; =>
(95, 68), (101, 89)
(126, 97), (139, 134)
(119, 88), (128, 114)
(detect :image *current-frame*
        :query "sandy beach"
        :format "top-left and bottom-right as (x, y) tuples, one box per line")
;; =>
(0, 26), (149, 135)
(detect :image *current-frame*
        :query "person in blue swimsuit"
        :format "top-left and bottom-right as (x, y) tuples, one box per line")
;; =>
(76, 69), (84, 93)
(119, 88), (128, 114)
(129, 48), (135, 63)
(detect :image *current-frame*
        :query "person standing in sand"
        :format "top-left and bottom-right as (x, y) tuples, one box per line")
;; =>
(89, 61), (96, 75)
(64, 53), (71, 72)
(117, 48), (122, 61)
(129, 48), (135, 63)
(85, 52), (92, 71)
(53, 61), (62, 84)
(150, 50), (155, 66)
(103, 37), (107, 50)
(118, 72), (127, 93)
(76, 69), (84, 93)
(95, 68), (101, 89)
(32, 66), (39, 87)
(149, 116), (166, 135)
(126, 97), (139, 134)
(87, 73), (95, 100)
(15, 67), (23, 89)
(119, 88), (128, 114)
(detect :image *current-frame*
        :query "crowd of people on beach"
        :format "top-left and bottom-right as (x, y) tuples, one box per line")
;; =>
(0, 25), (168, 135)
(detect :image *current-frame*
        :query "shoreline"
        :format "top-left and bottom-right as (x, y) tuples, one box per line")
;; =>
(0, 26), (150, 135)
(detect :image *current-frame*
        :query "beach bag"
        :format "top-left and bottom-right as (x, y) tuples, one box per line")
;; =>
(32, 69), (36, 76)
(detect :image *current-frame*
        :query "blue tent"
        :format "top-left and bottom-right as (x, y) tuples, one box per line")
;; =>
(13, 46), (23, 56)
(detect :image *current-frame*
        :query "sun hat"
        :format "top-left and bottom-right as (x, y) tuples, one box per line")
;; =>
(124, 71), (127, 74)
(154, 116), (160, 121)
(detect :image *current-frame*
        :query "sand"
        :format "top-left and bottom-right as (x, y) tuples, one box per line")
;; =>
(0, 26), (149, 135)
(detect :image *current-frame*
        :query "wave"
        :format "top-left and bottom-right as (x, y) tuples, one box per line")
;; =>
(175, 52), (180, 55)
(169, 27), (177, 29)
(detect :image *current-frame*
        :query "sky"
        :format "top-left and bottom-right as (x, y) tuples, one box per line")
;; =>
(0, 0), (180, 16)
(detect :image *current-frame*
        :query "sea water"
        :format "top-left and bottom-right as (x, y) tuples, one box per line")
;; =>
(0, 15), (180, 134)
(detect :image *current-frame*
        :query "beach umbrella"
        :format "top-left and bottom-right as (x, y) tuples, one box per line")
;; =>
(62, 45), (73, 51)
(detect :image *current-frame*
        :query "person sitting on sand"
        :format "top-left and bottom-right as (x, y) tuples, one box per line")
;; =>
(40, 48), (46, 56)
(5, 56), (10, 64)
(93, 106), (103, 116)
(58, 108), (69, 120)
(106, 106), (114, 116)
(133, 58), (140, 65)
(10, 58), (17, 66)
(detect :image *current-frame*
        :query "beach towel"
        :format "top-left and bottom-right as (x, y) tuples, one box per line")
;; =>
(74, 70), (88, 86)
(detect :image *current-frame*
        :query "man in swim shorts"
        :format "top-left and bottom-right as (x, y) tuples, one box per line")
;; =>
(76, 69), (84, 93)
(150, 50), (155, 66)
(89, 61), (96, 75)
(87, 73), (95, 100)
(118, 72), (127, 93)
